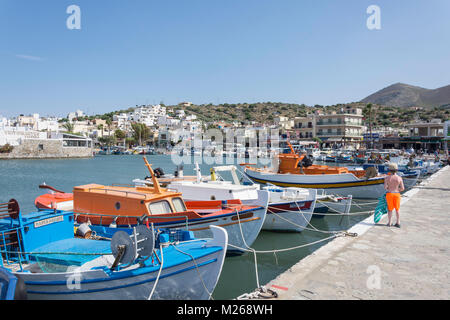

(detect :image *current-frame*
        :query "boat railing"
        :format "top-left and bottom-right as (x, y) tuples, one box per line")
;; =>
(0, 200), (26, 269)
(75, 212), (190, 230)
(87, 187), (149, 200)
(110, 183), (136, 188)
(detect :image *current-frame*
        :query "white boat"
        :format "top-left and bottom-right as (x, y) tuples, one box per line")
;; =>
(143, 164), (350, 232)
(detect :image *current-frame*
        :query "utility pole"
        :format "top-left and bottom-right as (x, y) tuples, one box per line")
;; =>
(367, 104), (373, 149)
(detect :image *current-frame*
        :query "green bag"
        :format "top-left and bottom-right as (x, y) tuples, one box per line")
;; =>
(374, 194), (388, 223)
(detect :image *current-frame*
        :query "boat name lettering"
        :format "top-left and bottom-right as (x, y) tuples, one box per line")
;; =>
(34, 215), (64, 228)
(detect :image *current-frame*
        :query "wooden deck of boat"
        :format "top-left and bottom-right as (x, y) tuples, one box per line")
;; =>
(263, 165), (450, 300)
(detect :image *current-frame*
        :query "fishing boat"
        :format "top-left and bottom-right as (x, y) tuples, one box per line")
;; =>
(0, 199), (228, 300)
(357, 164), (420, 190)
(0, 266), (26, 300)
(136, 164), (352, 231)
(156, 165), (317, 232)
(35, 184), (74, 211)
(36, 158), (268, 255)
(244, 142), (388, 199)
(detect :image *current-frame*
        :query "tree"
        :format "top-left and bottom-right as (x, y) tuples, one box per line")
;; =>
(97, 124), (104, 137)
(114, 129), (126, 140)
(98, 136), (116, 147)
(125, 137), (136, 148)
(131, 123), (150, 146)
(105, 118), (113, 137)
(62, 122), (74, 133)
(363, 104), (376, 148)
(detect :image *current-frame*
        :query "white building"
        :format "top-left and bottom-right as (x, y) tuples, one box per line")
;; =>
(176, 109), (186, 118)
(36, 117), (59, 132)
(130, 105), (166, 127)
(113, 113), (130, 130)
(157, 115), (181, 127)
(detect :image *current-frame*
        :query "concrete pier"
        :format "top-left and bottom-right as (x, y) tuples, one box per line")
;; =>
(266, 165), (450, 300)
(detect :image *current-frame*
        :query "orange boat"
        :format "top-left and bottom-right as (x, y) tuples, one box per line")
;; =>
(35, 157), (269, 254)
(244, 142), (386, 199)
(35, 185), (73, 211)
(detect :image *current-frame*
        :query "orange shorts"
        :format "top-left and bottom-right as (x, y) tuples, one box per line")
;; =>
(386, 192), (401, 211)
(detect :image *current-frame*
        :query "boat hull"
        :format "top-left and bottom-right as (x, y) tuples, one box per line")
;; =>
(245, 168), (386, 199)
(263, 200), (315, 232)
(15, 228), (227, 300)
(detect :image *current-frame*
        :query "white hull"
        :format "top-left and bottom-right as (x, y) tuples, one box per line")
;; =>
(263, 201), (314, 232)
(15, 228), (228, 300)
(173, 190), (269, 254)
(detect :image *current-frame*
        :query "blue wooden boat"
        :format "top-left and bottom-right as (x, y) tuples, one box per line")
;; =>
(0, 266), (27, 300)
(0, 199), (227, 300)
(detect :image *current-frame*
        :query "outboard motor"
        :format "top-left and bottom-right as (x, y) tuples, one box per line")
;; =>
(153, 168), (165, 178)
(301, 156), (313, 168)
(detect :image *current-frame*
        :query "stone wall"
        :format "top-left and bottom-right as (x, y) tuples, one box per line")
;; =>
(0, 139), (93, 159)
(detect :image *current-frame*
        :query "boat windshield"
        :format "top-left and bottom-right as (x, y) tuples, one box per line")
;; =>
(148, 200), (173, 215)
(172, 197), (186, 212)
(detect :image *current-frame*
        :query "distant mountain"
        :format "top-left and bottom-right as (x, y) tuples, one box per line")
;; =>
(361, 83), (450, 108)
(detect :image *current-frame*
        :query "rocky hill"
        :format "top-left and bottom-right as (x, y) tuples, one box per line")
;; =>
(361, 83), (450, 108)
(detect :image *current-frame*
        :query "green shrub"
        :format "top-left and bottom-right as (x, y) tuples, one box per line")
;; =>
(0, 144), (14, 153)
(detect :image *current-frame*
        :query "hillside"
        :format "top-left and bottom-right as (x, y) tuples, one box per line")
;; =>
(361, 83), (450, 108)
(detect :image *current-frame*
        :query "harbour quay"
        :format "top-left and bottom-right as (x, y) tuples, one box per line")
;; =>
(264, 165), (450, 300)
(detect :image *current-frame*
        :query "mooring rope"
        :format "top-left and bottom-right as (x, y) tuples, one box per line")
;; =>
(148, 244), (164, 300)
(170, 243), (215, 299)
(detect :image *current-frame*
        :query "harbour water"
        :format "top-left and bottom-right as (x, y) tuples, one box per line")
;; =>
(0, 155), (376, 299)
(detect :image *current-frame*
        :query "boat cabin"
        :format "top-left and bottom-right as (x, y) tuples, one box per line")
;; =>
(73, 184), (188, 225)
(268, 142), (366, 178)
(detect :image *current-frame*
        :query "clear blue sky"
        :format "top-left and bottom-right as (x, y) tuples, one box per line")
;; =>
(1, 0), (449, 117)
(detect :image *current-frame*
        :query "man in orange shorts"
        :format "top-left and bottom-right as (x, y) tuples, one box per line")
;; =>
(384, 163), (405, 228)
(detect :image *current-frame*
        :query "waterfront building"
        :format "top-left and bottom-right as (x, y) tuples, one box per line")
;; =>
(377, 119), (446, 152)
(0, 128), (93, 159)
(315, 107), (364, 146)
(444, 120), (449, 154)
(292, 114), (316, 140)
(274, 116), (294, 130)
(404, 119), (445, 152)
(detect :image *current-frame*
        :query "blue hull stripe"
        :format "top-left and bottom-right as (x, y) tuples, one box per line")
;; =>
(25, 258), (217, 295)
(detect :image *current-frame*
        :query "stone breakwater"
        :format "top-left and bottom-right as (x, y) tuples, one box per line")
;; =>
(0, 139), (93, 159)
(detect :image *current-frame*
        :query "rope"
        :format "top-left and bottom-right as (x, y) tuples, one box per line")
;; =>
(232, 206), (261, 289)
(265, 205), (366, 235)
(226, 233), (343, 254)
(314, 201), (375, 216)
(170, 243), (215, 299)
(148, 244), (164, 300)
(0, 250), (112, 256)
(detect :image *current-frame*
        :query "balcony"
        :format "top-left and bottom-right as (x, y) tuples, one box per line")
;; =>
(317, 131), (362, 137)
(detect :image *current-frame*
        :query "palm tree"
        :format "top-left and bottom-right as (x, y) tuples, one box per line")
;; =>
(364, 104), (375, 148)
(62, 122), (74, 133)
(131, 123), (150, 146)
(106, 118), (113, 137)
(97, 124), (104, 138)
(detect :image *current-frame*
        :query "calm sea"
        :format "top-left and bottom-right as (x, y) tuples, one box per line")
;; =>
(0, 154), (374, 299)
